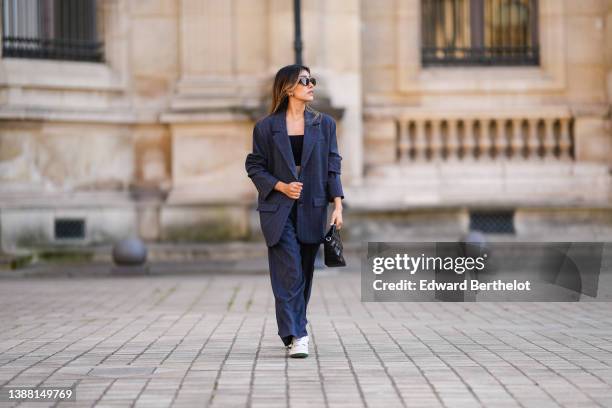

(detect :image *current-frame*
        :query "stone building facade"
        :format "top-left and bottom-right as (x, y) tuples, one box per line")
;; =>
(0, 0), (611, 252)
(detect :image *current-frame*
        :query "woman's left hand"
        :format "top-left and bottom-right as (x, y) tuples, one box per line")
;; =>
(330, 208), (343, 230)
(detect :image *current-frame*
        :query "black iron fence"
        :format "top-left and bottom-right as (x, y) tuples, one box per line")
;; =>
(422, 0), (539, 66)
(2, 0), (103, 62)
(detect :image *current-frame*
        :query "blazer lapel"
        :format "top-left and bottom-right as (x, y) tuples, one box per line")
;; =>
(271, 108), (322, 180)
(300, 109), (320, 173)
(272, 111), (298, 180)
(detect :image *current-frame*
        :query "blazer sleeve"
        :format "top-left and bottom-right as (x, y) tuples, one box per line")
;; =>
(327, 119), (344, 203)
(245, 124), (279, 200)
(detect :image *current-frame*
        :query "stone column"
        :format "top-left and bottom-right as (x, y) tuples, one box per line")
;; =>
(297, 0), (364, 186)
(566, 1), (611, 165)
(606, 0), (612, 169)
(162, 0), (268, 206)
(606, 1), (612, 107)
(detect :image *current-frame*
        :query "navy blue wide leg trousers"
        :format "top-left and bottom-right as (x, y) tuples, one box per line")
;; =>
(267, 200), (320, 347)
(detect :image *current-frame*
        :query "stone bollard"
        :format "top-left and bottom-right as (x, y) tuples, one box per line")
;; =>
(434, 230), (490, 302)
(111, 237), (149, 275)
(460, 230), (489, 260)
(459, 230), (490, 301)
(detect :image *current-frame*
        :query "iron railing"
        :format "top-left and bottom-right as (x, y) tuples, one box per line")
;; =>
(2, 0), (103, 62)
(422, 0), (539, 66)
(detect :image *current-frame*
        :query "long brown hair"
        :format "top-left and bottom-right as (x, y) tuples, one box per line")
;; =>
(269, 64), (321, 122)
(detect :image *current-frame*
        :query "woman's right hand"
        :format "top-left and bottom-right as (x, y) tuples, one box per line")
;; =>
(276, 181), (303, 199)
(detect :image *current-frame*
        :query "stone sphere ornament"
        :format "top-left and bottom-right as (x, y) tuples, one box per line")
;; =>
(460, 230), (488, 258)
(112, 238), (148, 274)
(459, 230), (491, 281)
(112, 237), (147, 265)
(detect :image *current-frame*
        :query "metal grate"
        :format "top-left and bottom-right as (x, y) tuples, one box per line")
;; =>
(421, 0), (539, 66)
(469, 210), (515, 234)
(2, 0), (104, 62)
(54, 218), (85, 239)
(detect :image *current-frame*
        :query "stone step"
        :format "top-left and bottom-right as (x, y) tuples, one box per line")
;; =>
(0, 241), (363, 269)
(0, 252), (34, 270)
(346, 162), (612, 210)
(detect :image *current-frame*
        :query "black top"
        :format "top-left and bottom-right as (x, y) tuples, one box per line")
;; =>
(289, 134), (304, 166)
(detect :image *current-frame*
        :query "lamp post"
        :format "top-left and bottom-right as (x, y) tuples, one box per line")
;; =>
(294, 0), (342, 271)
(293, 0), (303, 65)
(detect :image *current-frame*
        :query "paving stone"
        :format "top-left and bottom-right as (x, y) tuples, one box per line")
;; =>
(0, 273), (611, 407)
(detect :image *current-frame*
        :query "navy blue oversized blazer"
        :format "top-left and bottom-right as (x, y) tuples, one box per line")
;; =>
(245, 108), (344, 247)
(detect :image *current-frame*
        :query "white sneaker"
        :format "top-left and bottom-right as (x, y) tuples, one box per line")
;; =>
(289, 335), (309, 358)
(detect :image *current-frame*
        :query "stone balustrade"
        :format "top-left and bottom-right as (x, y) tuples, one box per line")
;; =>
(398, 116), (573, 162)
(364, 110), (575, 165)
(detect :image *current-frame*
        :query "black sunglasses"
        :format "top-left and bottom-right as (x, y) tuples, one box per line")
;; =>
(297, 76), (317, 87)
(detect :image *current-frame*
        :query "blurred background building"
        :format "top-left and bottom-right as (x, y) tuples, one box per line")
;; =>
(0, 0), (611, 253)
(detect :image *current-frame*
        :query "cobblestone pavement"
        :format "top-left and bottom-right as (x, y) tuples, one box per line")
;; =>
(1, 270), (612, 408)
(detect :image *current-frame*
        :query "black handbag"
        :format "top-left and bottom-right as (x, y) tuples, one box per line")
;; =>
(323, 223), (346, 267)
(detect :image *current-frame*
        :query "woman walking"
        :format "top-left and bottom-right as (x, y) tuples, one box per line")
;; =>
(245, 64), (344, 358)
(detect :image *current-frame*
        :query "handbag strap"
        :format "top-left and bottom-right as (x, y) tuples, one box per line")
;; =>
(325, 223), (336, 242)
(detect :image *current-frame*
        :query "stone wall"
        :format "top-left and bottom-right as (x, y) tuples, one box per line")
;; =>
(0, 0), (610, 252)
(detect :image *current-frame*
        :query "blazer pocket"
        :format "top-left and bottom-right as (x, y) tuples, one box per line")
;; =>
(312, 196), (328, 207)
(256, 202), (280, 212)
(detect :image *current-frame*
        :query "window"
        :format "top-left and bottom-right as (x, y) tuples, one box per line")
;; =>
(469, 210), (516, 234)
(2, 0), (103, 62)
(421, 0), (539, 66)
(54, 218), (86, 239)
